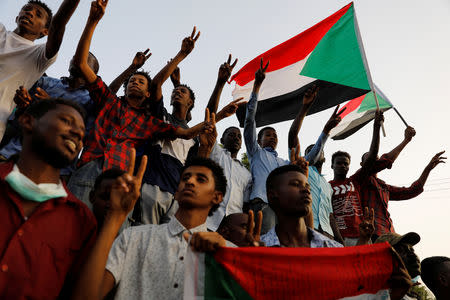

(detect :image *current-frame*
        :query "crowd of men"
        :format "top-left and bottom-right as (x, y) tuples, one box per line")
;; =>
(0, 1), (448, 299)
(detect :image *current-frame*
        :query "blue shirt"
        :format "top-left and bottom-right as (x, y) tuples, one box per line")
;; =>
(243, 92), (328, 203)
(261, 226), (343, 247)
(308, 165), (334, 236)
(0, 76), (93, 175)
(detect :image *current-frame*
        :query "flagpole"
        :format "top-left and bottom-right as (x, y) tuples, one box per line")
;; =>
(352, 3), (386, 136)
(373, 83), (410, 128)
(393, 107), (409, 127)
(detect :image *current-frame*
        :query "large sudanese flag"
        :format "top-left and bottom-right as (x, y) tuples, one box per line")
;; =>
(231, 2), (374, 128)
(184, 243), (394, 300)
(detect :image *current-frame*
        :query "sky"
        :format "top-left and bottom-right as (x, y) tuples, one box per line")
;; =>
(1, 0), (449, 262)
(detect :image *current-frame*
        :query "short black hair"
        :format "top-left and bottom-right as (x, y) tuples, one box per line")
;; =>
(332, 151), (351, 164)
(93, 168), (126, 192)
(24, 98), (86, 121)
(421, 256), (450, 293)
(88, 52), (100, 74)
(266, 164), (308, 192)
(28, 0), (53, 28)
(123, 71), (152, 93)
(257, 126), (276, 142)
(177, 84), (196, 114)
(222, 126), (240, 139)
(182, 156), (227, 216)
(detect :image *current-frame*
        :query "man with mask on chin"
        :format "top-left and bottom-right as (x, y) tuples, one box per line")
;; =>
(0, 99), (97, 299)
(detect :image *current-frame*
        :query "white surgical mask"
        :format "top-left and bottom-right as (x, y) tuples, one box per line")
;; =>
(5, 164), (67, 202)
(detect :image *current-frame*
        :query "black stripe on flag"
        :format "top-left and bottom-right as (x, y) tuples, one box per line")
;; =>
(236, 80), (369, 128)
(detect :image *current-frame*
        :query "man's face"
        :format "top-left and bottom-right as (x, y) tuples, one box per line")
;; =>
(271, 171), (311, 217)
(218, 213), (249, 247)
(258, 128), (278, 149)
(126, 74), (150, 99)
(332, 155), (350, 177)
(28, 105), (85, 169)
(175, 166), (221, 211)
(394, 242), (421, 278)
(221, 128), (242, 154)
(170, 86), (193, 110)
(16, 3), (49, 37)
(90, 178), (115, 227)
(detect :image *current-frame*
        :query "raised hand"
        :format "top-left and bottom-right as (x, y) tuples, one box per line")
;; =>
(183, 231), (226, 252)
(217, 54), (238, 83)
(404, 126), (416, 142)
(290, 144), (309, 176)
(374, 109), (384, 127)
(244, 210), (264, 247)
(254, 58), (269, 88)
(132, 49), (152, 69)
(180, 26), (201, 56)
(303, 84), (319, 106)
(198, 108), (217, 155)
(426, 151), (446, 171)
(323, 104), (346, 134)
(34, 87), (50, 100)
(88, 0), (108, 23)
(216, 97), (246, 121)
(14, 86), (33, 109)
(358, 207), (375, 241)
(109, 149), (147, 218)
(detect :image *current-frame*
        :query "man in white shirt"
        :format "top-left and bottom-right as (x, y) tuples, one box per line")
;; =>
(0, 0), (81, 139)
(206, 126), (252, 231)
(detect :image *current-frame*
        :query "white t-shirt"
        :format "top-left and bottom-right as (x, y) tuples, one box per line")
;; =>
(0, 23), (57, 139)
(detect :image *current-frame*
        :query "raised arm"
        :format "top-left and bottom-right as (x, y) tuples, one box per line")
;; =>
(389, 151), (446, 201)
(149, 27), (200, 103)
(108, 49), (152, 94)
(71, 150), (147, 300)
(175, 108), (214, 140)
(382, 126), (416, 162)
(198, 110), (217, 158)
(243, 58), (269, 156)
(45, 0), (81, 59)
(303, 104), (345, 164)
(288, 85), (318, 149)
(362, 110), (384, 170)
(72, 0), (108, 84)
(206, 55), (238, 114)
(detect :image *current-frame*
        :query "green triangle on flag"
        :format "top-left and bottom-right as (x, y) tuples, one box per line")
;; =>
(358, 91), (392, 113)
(300, 4), (370, 90)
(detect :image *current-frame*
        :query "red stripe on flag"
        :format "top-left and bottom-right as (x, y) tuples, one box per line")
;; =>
(214, 243), (393, 300)
(230, 3), (353, 86)
(338, 93), (366, 119)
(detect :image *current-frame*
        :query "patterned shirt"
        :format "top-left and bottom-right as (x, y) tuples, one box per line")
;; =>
(308, 166), (334, 236)
(79, 77), (177, 171)
(360, 154), (424, 236)
(261, 226), (343, 248)
(106, 217), (207, 300)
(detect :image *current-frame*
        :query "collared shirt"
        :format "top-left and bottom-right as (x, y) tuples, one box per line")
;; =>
(207, 142), (252, 231)
(106, 217), (208, 300)
(0, 161), (97, 299)
(244, 92), (328, 203)
(308, 165), (334, 236)
(0, 76), (93, 176)
(79, 77), (177, 171)
(261, 226), (343, 248)
(360, 155), (424, 236)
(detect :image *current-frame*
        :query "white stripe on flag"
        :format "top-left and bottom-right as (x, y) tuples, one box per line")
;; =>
(184, 248), (205, 300)
(232, 55), (314, 102)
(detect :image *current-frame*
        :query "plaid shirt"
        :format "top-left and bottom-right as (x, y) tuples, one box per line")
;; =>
(79, 77), (177, 171)
(360, 154), (424, 236)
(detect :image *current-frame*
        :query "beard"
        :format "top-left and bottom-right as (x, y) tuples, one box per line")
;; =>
(30, 131), (75, 169)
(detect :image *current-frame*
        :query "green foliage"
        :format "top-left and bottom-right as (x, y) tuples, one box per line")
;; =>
(241, 152), (250, 171)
